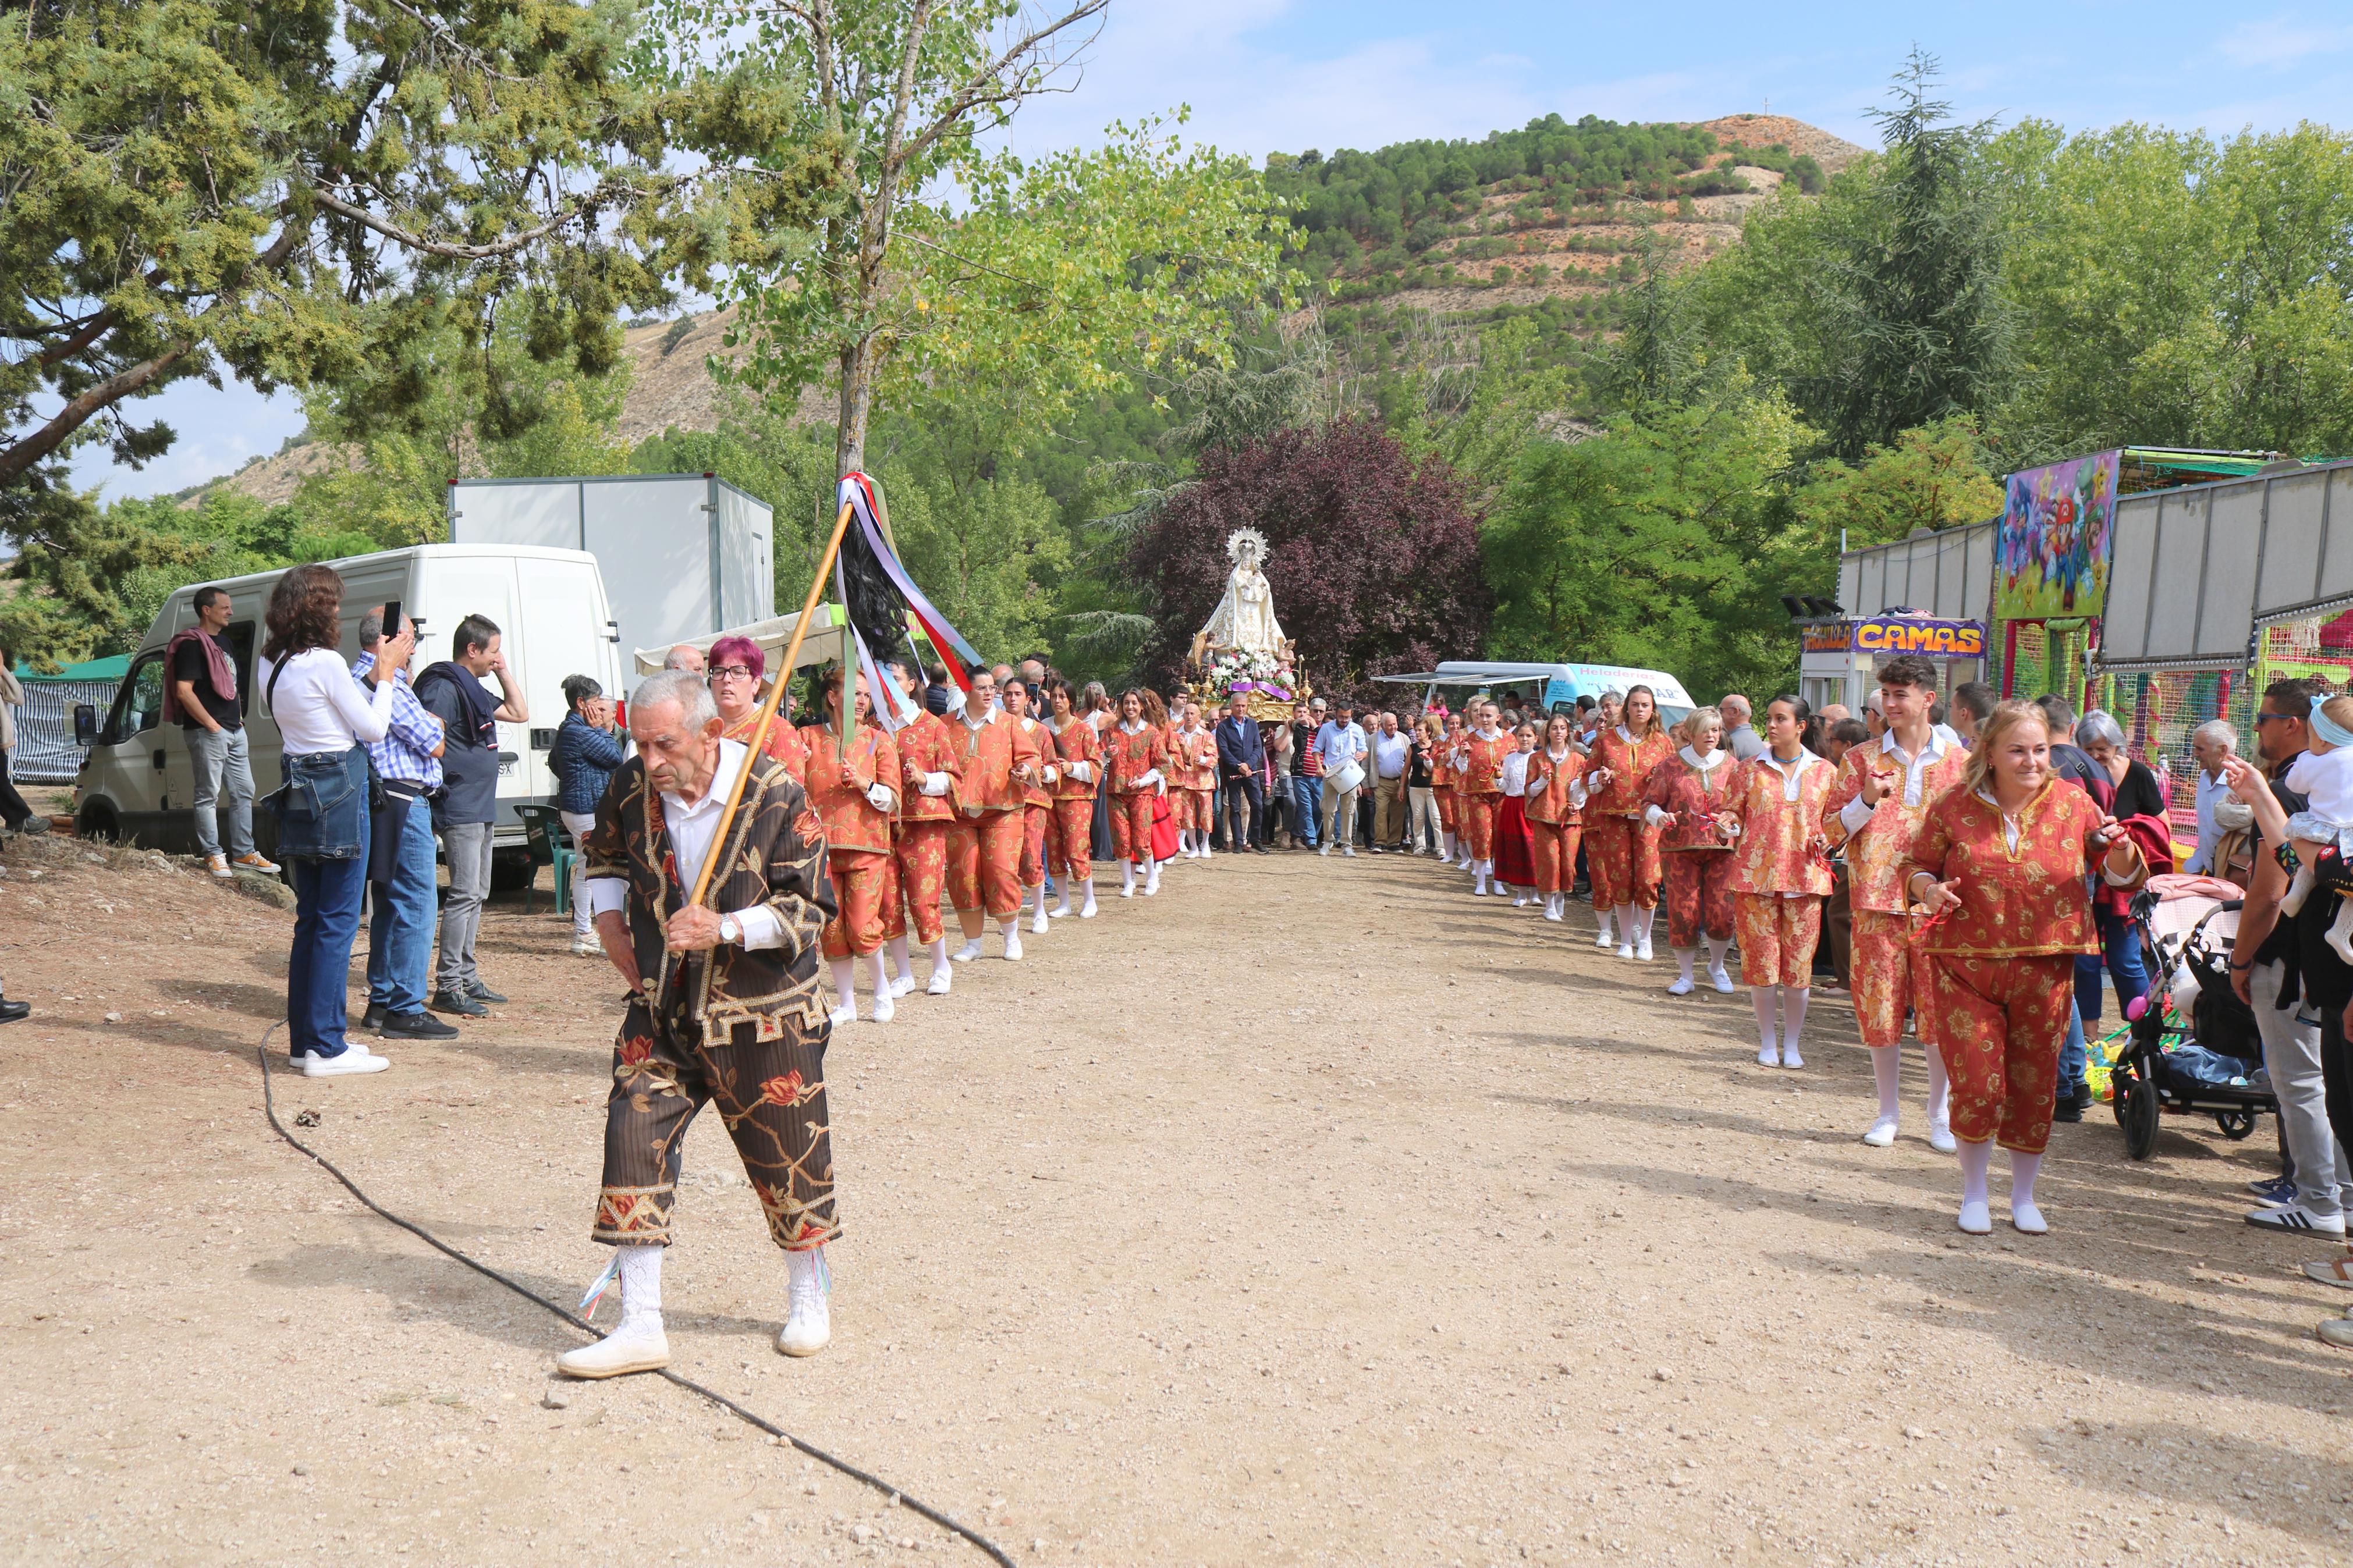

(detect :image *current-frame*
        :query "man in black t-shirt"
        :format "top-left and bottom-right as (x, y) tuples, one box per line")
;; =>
(166, 585), (275, 878)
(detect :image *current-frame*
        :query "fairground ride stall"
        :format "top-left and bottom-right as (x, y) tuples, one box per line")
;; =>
(1806, 522), (1996, 714)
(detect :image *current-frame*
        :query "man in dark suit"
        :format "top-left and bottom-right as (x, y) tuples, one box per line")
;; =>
(1214, 694), (1269, 854)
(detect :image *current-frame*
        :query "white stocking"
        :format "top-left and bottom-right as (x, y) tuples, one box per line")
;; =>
(828, 958), (856, 1012)
(619, 1243), (662, 1329)
(1616, 904), (1637, 944)
(1751, 989), (1779, 1052)
(1674, 948), (1697, 986)
(888, 934), (915, 987)
(2010, 1148), (2044, 1215)
(1957, 1138), (1993, 1210)
(1781, 987), (1809, 1043)
(1704, 935), (1731, 975)
(1925, 1043), (1951, 1126)
(928, 937), (950, 973)
(1871, 1044), (1903, 1122)
(868, 951), (891, 999)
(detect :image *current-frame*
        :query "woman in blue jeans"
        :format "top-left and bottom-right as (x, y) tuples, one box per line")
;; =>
(257, 565), (402, 1077)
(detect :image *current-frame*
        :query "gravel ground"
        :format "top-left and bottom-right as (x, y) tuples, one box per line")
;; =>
(2, 834), (2350, 1567)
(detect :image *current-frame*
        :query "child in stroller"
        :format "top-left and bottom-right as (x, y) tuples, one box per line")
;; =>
(2114, 876), (2276, 1158)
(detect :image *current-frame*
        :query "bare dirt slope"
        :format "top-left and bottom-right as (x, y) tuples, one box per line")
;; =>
(2, 838), (2347, 1567)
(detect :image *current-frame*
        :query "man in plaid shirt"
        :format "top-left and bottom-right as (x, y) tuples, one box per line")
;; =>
(352, 607), (457, 1043)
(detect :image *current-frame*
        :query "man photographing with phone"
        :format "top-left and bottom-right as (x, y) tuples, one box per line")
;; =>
(414, 613), (529, 1017)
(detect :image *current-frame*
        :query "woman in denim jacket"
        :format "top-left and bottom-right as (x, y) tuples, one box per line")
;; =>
(551, 675), (626, 953)
(258, 566), (402, 1076)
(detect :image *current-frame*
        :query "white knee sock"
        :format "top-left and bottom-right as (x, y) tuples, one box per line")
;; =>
(828, 958), (856, 1011)
(1122, 862), (1137, 894)
(1616, 904), (1637, 944)
(1925, 1043), (1951, 1127)
(1752, 989), (1778, 1051)
(1871, 1044), (1903, 1122)
(1958, 1138), (1993, 1210)
(2010, 1148), (2043, 1215)
(1782, 986), (1809, 1043)
(619, 1243), (662, 1330)
(868, 951), (891, 998)
(889, 935), (915, 987)
(1674, 948), (1697, 985)
(1637, 906), (1657, 944)
(1704, 936), (1731, 975)
(929, 937), (950, 972)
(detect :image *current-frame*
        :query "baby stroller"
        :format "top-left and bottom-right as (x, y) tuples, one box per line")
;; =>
(2110, 877), (2279, 1160)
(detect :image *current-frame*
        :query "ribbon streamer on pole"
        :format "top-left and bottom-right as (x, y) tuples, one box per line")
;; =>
(833, 472), (986, 699)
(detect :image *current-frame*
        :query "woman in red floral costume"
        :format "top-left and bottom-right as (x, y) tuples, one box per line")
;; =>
(1455, 700), (1516, 896)
(1523, 712), (1588, 922)
(1717, 697), (1836, 1069)
(1043, 677), (1103, 918)
(1584, 685), (1674, 959)
(803, 669), (900, 1027)
(1643, 706), (1739, 997)
(1903, 701), (2148, 1236)
(1103, 689), (1172, 897)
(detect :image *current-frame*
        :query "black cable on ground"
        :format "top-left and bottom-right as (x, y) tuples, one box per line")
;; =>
(253, 1026), (1017, 1567)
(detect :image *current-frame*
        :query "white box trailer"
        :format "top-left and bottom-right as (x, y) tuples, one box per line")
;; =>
(448, 474), (775, 678)
(72, 545), (623, 884)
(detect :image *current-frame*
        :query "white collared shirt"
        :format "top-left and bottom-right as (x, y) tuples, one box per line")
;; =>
(961, 705), (994, 733)
(584, 739), (783, 947)
(2189, 766), (2232, 874)
(1643, 746), (1726, 826)
(1756, 746), (1823, 800)
(1837, 727), (1955, 834)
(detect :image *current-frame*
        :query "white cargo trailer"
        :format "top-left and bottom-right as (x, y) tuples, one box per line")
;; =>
(447, 474), (775, 674)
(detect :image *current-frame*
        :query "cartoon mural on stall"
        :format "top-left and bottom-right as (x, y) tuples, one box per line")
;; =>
(1996, 450), (2122, 620)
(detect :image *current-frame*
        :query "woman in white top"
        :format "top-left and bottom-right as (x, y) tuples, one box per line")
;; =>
(257, 565), (404, 1077)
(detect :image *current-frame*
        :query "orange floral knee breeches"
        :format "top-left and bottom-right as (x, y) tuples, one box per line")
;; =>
(1528, 820), (1582, 895)
(1736, 892), (1822, 988)
(1586, 814), (1662, 909)
(1109, 790), (1158, 865)
(1851, 908), (1935, 1048)
(1663, 850), (1737, 948)
(820, 850), (889, 958)
(895, 820), (950, 945)
(1048, 798), (1093, 883)
(1926, 952), (2075, 1154)
(946, 810), (1025, 920)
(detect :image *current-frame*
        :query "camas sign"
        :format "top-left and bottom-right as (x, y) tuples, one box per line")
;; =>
(1803, 617), (1987, 657)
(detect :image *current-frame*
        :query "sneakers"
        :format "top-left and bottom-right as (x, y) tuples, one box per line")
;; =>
(1666, 973), (1694, 997)
(10, 817), (49, 837)
(361, 1002), (386, 1033)
(1342, 845), (1356, 858)
(570, 935), (599, 957)
(381, 1009), (459, 1040)
(1861, 1116), (1900, 1149)
(890, 972), (917, 997)
(828, 1002), (856, 1030)
(204, 854), (235, 880)
(1319, 844), (1333, 858)
(869, 990), (895, 1025)
(430, 990), (488, 1018)
(952, 940), (984, 963)
(1002, 931), (1024, 962)
(1927, 1121), (1957, 1154)
(468, 980), (509, 1005)
(2317, 1318), (2353, 1350)
(2011, 1201), (2049, 1236)
(556, 1316), (670, 1379)
(0, 997), (31, 1025)
(1781, 1044), (1805, 1071)
(1616, 943), (1635, 961)
(1595, 920), (1616, 950)
(1634, 939), (1654, 963)
(1030, 905), (1050, 936)
(2249, 1175), (2298, 1203)
(2245, 1204), (2348, 1236)
(303, 1043), (391, 1078)
(232, 851), (280, 874)
(1708, 965), (1735, 995)
(1957, 1200), (1994, 1236)
(1756, 1042), (1780, 1068)
(927, 965), (953, 997)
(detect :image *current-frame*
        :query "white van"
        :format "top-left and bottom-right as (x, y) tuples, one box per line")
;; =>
(1372, 660), (1697, 725)
(72, 544), (623, 884)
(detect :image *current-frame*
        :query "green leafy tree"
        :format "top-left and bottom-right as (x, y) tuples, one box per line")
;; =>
(642, 0), (1291, 499)
(1482, 385), (1819, 696)
(1791, 415), (2004, 551)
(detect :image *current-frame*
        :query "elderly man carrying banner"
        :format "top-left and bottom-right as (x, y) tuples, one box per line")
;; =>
(557, 670), (843, 1378)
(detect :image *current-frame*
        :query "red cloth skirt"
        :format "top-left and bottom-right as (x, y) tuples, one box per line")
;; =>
(1149, 791), (1180, 862)
(1492, 794), (1537, 886)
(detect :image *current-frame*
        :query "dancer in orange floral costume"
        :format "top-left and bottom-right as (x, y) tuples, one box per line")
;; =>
(886, 660), (963, 995)
(1172, 701), (1220, 859)
(1523, 712), (1588, 923)
(1043, 677), (1103, 918)
(1455, 701), (1515, 896)
(559, 669), (839, 1380)
(1717, 697), (1837, 1070)
(1643, 706), (1738, 997)
(1104, 689), (1172, 897)
(1432, 710), (1465, 864)
(945, 667), (1041, 966)
(1584, 685), (1674, 959)
(804, 669), (901, 1028)
(1903, 701), (2147, 1236)
(1824, 653), (1970, 1152)
(1002, 676), (1063, 939)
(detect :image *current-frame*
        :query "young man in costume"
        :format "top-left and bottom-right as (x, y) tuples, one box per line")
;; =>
(559, 671), (839, 1378)
(1002, 677), (1063, 936)
(888, 658), (962, 994)
(947, 667), (1042, 961)
(1825, 653), (1966, 1150)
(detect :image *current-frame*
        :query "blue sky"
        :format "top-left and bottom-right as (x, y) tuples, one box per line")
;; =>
(68, 0), (2353, 501)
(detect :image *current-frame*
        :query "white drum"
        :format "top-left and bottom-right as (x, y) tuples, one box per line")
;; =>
(1327, 760), (1366, 795)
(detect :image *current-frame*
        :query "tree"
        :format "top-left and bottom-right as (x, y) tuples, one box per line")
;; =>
(1803, 49), (2006, 460)
(1127, 418), (1490, 702)
(1791, 415), (2004, 552)
(1, 0), (821, 496)
(644, 0), (1291, 496)
(1481, 385), (1818, 698)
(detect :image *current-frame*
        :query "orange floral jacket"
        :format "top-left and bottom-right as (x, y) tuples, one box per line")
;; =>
(1587, 728), (1674, 817)
(894, 712), (964, 825)
(1048, 716), (1102, 803)
(1642, 751), (1737, 854)
(949, 710), (1040, 816)
(1015, 715), (1060, 807)
(1104, 722), (1171, 795)
(1456, 730), (1514, 796)
(1719, 751), (1837, 897)
(1898, 780), (2143, 958)
(1523, 746), (1587, 826)
(803, 724), (899, 856)
(1824, 737), (1972, 914)
(725, 709), (808, 787)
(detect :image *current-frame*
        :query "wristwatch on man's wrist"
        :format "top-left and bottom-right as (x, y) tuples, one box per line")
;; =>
(718, 914), (743, 947)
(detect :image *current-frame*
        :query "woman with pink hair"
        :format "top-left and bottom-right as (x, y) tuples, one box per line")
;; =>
(707, 635), (807, 785)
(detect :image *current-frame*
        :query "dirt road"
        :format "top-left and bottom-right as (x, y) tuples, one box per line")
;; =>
(2, 835), (2348, 1566)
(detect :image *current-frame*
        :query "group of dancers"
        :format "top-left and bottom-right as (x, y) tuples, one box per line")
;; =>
(706, 637), (1236, 1029)
(1418, 655), (2149, 1236)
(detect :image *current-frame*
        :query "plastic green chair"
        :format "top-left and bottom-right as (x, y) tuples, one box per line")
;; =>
(512, 803), (574, 916)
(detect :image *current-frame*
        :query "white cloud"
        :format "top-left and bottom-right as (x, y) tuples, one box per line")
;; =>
(2219, 15), (2353, 70)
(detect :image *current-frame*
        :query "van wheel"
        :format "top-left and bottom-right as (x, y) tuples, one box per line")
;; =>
(76, 800), (120, 842)
(489, 852), (538, 895)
